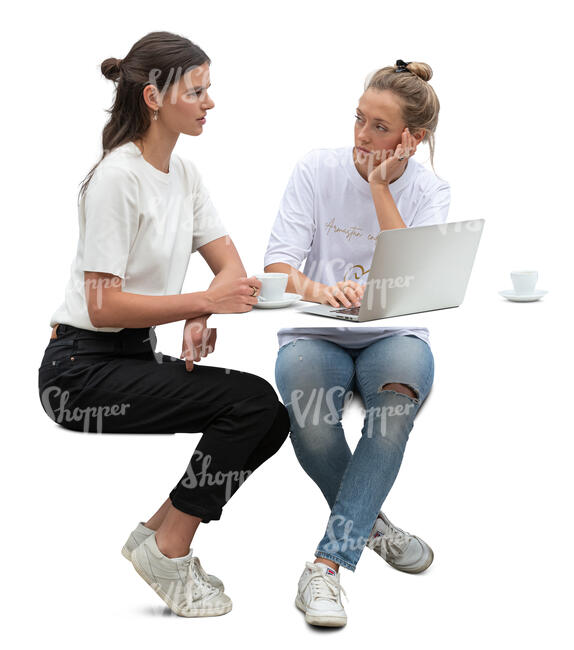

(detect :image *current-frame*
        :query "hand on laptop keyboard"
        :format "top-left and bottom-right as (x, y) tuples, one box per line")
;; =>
(319, 280), (365, 308)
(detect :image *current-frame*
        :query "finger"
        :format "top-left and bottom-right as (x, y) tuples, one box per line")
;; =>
(185, 358), (194, 372)
(200, 341), (210, 358)
(333, 288), (351, 308)
(344, 288), (358, 304)
(245, 276), (262, 288)
(406, 131), (414, 155)
(348, 282), (364, 299)
(325, 288), (340, 308)
(345, 287), (360, 305)
(243, 284), (263, 297)
(404, 129), (411, 155)
(183, 348), (196, 362)
(401, 129), (408, 154)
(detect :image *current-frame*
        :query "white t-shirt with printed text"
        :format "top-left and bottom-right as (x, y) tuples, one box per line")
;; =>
(264, 146), (451, 348)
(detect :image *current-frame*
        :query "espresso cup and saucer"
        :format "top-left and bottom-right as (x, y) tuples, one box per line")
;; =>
(252, 273), (302, 309)
(499, 270), (548, 302)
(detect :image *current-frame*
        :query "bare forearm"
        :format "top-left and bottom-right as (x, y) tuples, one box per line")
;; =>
(264, 262), (326, 303)
(370, 183), (407, 230)
(208, 261), (247, 291)
(90, 290), (210, 329)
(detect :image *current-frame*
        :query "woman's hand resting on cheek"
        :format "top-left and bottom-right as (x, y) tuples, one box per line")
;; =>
(368, 127), (418, 187)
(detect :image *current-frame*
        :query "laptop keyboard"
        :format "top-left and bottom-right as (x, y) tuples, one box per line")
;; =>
(332, 306), (361, 316)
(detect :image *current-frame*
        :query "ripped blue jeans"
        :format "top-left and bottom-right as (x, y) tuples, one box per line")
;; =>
(275, 334), (434, 571)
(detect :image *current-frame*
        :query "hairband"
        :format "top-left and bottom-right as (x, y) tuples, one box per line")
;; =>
(394, 59), (412, 73)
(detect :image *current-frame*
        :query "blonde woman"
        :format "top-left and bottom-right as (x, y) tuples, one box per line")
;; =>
(267, 60), (449, 627)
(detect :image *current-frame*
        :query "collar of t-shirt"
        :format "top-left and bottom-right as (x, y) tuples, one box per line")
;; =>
(126, 141), (173, 184)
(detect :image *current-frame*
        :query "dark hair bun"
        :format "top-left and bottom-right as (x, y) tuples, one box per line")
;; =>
(101, 57), (122, 82)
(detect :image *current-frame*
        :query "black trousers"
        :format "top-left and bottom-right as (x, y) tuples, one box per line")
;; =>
(38, 324), (290, 522)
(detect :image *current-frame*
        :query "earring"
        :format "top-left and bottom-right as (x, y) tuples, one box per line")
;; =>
(153, 110), (158, 121)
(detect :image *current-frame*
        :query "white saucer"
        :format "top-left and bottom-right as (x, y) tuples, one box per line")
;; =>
(254, 293), (302, 309)
(499, 289), (548, 302)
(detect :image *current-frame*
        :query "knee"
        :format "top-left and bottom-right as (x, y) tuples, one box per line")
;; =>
(260, 402), (290, 453)
(242, 372), (280, 407)
(379, 382), (418, 401)
(363, 387), (418, 448)
(275, 402), (291, 437)
(289, 420), (343, 457)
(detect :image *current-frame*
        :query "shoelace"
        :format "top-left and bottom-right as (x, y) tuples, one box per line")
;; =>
(370, 533), (409, 558)
(192, 557), (211, 584)
(185, 558), (219, 603)
(304, 566), (347, 603)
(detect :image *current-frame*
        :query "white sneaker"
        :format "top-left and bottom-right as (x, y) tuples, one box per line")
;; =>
(130, 533), (232, 617)
(367, 512), (434, 574)
(295, 561), (347, 627)
(121, 522), (224, 590)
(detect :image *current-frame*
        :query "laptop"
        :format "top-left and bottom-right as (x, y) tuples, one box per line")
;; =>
(300, 218), (485, 322)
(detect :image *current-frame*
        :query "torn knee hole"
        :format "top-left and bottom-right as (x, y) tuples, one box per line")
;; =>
(378, 382), (418, 400)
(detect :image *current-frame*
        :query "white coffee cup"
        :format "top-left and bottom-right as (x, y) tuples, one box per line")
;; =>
(255, 272), (288, 301)
(511, 270), (538, 294)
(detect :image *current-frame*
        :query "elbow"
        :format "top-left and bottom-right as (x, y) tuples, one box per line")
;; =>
(87, 307), (106, 329)
(87, 300), (114, 328)
(265, 262), (288, 273)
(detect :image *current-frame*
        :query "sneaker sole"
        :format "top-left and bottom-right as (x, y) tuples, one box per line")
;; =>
(131, 552), (232, 617)
(295, 595), (347, 627)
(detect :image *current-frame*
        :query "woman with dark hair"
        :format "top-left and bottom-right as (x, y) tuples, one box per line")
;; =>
(267, 60), (449, 627)
(38, 31), (289, 618)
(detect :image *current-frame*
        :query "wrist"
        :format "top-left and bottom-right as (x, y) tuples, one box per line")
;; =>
(188, 313), (210, 323)
(194, 291), (216, 316)
(370, 179), (390, 191)
(308, 281), (327, 303)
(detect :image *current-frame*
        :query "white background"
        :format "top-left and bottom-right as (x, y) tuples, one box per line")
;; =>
(2, 0), (571, 647)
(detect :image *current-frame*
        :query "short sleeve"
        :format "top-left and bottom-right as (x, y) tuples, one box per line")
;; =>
(82, 166), (139, 279)
(412, 181), (451, 227)
(263, 152), (316, 270)
(189, 163), (228, 253)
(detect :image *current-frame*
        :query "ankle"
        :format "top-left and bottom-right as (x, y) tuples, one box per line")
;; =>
(314, 557), (339, 572)
(155, 532), (190, 559)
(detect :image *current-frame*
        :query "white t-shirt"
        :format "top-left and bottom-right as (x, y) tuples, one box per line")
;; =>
(265, 147), (451, 348)
(50, 141), (228, 332)
(277, 326), (433, 349)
